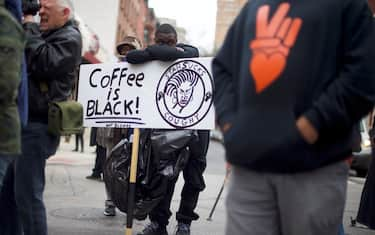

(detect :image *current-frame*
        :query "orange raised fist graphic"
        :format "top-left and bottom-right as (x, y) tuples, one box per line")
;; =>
(250, 3), (302, 93)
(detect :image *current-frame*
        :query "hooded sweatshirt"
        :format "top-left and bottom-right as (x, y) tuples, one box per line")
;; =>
(213, 0), (375, 173)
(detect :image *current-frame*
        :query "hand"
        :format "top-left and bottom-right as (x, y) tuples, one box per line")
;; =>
(176, 47), (184, 52)
(249, 3), (303, 93)
(225, 163), (232, 176)
(23, 15), (34, 23)
(345, 157), (353, 167)
(220, 123), (232, 134)
(226, 162), (232, 171)
(296, 116), (318, 144)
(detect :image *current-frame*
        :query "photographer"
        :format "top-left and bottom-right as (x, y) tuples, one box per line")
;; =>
(128, 24), (210, 235)
(7, 0), (81, 234)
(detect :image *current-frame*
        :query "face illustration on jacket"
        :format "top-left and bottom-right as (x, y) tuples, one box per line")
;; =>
(249, 2), (302, 93)
(165, 70), (199, 113)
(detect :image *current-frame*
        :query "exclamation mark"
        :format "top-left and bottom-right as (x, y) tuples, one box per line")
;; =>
(135, 97), (139, 114)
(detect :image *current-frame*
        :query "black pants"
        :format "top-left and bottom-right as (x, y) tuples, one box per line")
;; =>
(74, 132), (84, 152)
(91, 145), (106, 177)
(0, 161), (22, 235)
(149, 130), (210, 226)
(356, 147), (375, 229)
(0, 123), (59, 235)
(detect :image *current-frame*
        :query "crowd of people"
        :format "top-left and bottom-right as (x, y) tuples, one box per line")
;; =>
(1, 0), (375, 235)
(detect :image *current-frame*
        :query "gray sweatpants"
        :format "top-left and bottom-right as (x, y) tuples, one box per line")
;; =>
(226, 161), (349, 235)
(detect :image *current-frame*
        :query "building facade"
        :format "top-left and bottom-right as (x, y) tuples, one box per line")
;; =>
(71, 0), (120, 61)
(214, 0), (247, 51)
(116, 0), (157, 48)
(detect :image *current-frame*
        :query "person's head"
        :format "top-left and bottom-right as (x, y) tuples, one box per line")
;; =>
(116, 36), (142, 60)
(39, 0), (74, 31)
(369, 0), (375, 13)
(154, 23), (177, 47)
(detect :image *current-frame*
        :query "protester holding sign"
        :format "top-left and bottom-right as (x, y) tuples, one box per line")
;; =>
(213, 1), (375, 235)
(126, 24), (210, 235)
(96, 35), (142, 217)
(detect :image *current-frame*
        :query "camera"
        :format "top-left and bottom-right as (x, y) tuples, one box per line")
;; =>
(22, 0), (40, 16)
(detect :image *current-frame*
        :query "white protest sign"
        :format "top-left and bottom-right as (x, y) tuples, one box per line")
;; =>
(78, 57), (215, 130)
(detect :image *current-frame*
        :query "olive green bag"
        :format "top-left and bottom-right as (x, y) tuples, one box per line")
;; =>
(48, 100), (84, 136)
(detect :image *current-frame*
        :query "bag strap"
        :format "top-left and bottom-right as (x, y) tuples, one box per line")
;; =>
(39, 81), (51, 104)
(40, 81), (49, 93)
(40, 79), (76, 101)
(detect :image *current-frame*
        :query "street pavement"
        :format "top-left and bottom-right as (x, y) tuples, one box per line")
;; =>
(44, 133), (375, 235)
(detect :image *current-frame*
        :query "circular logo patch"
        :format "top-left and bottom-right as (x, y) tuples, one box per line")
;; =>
(156, 60), (214, 128)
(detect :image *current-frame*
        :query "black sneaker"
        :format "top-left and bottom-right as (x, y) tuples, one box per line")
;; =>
(103, 200), (116, 216)
(175, 223), (190, 235)
(85, 174), (102, 181)
(137, 221), (168, 235)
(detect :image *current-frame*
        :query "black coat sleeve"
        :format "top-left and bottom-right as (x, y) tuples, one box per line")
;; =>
(212, 17), (239, 127)
(23, 22), (81, 81)
(176, 43), (199, 58)
(126, 49), (153, 64)
(127, 44), (199, 64)
(304, 0), (375, 135)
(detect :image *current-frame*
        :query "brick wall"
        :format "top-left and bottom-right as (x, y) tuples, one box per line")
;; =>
(214, 0), (247, 51)
(116, 0), (156, 49)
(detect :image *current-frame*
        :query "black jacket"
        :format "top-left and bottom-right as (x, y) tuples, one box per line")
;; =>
(213, 0), (375, 173)
(126, 42), (210, 161)
(126, 43), (199, 64)
(24, 20), (82, 123)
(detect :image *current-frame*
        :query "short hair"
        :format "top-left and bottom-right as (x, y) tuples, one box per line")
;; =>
(155, 24), (177, 37)
(56, 0), (74, 20)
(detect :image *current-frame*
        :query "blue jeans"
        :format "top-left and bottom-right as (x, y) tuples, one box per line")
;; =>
(14, 122), (59, 235)
(0, 154), (13, 191)
(0, 161), (22, 235)
(338, 224), (345, 235)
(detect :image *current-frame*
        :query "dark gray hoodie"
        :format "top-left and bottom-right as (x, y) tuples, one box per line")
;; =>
(213, 0), (375, 173)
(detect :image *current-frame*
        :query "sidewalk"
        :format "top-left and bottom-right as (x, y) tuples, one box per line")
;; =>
(46, 138), (227, 235)
(44, 136), (375, 235)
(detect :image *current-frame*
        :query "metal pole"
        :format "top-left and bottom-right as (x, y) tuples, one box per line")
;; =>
(125, 128), (141, 235)
(207, 165), (231, 221)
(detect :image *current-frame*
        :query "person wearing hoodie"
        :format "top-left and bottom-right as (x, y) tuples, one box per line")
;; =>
(0, 0), (24, 193)
(0, 1), (27, 234)
(98, 35), (142, 217)
(213, 1), (375, 235)
(127, 24), (210, 235)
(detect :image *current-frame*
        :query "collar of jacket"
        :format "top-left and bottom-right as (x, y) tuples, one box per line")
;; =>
(42, 20), (75, 37)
